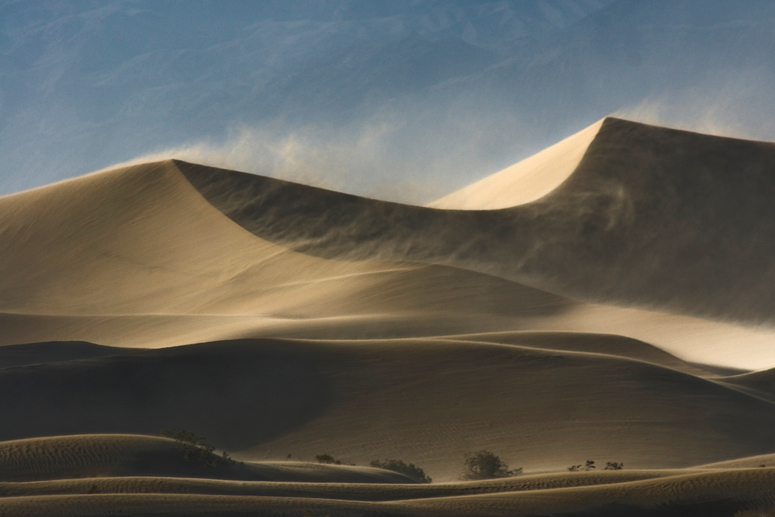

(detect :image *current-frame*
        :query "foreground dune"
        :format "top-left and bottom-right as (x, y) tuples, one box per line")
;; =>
(1, 434), (774, 515)
(1, 461), (774, 516)
(0, 435), (413, 484)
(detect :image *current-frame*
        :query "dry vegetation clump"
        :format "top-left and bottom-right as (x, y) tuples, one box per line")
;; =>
(370, 459), (432, 483)
(462, 450), (521, 480)
(160, 429), (238, 467)
(314, 454), (347, 465)
(568, 460), (623, 471)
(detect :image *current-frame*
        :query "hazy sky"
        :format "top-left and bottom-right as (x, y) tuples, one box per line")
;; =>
(2, 0), (775, 201)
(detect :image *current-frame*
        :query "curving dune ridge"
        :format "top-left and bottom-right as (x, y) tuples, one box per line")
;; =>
(3, 117), (775, 515)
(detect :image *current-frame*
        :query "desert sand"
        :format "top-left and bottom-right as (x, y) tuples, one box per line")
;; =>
(2, 117), (775, 515)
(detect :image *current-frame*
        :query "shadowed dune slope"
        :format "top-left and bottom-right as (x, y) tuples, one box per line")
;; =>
(3, 338), (775, 482)
(0, 341), (130, 369)
(717, 367), (775, 402)
(436, 331), (717, 377)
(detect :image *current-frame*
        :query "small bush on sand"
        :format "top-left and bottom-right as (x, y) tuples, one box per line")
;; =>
(161, 428), (234, 467)
(370, 459), (432, 483)
(315, 454), (343, 465)
(462, 450), (521, 480)
(569, 460), (623, 471)
(568, 460), (596, 472)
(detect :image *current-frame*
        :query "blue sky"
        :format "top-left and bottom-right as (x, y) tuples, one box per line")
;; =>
(2, 0), (775, 201)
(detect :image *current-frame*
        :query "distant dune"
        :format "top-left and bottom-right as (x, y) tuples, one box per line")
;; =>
(3, 117), (775, 515)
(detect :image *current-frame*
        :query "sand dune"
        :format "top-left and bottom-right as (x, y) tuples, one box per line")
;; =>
(0, 435), (413, 484)
(4, 117), (775, 514)
(3, 337), (775, 482)
(2, 155), (775, 367)
(178, 118), (775, 326)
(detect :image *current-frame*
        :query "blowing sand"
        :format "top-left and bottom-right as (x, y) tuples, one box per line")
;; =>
(2, 117), (775, 515)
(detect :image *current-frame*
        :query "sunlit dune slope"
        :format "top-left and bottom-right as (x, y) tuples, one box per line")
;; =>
(429, 119), (606, 209)
(0, 160), (414, 316)
(3, 338), (775, 482)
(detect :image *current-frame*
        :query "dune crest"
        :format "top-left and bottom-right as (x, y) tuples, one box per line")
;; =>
(430, 118), (605, 209)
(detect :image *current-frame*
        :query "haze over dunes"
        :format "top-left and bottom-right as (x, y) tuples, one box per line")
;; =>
(3, 117), (775, 515)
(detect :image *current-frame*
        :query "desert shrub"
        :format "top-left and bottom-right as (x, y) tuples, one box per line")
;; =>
(370, 459), (432, 483)
(161, 428), (227, 467)
(462, 450), (521, 480)
(569, 460), (623, 472)
(568, 460), (597, 472)
(315, 454), (343, 465)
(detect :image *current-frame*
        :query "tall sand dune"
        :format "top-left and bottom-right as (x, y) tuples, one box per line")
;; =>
(3, 149), (775, 366)
(178, 118), (775, 325)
